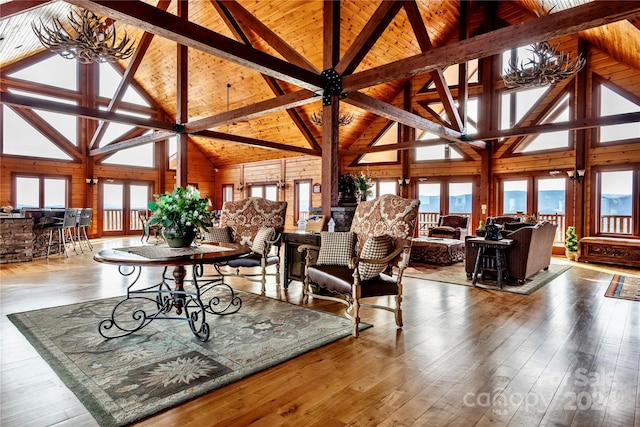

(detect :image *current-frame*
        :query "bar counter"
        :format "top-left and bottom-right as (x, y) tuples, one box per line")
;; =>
(0, 210), (65, 263)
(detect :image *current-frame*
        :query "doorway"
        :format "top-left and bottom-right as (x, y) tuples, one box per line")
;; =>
(100, 180), (154, 236)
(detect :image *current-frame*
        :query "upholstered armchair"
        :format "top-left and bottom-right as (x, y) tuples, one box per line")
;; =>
(428, 215), (469, 240)
(299, 194), (420, 337)
(203, 197), (287, 294)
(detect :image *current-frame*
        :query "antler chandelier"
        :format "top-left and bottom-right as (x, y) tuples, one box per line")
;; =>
(309, 110), (354, 127)
(502, 41), (586, 88)
(32, 8), (135, 64)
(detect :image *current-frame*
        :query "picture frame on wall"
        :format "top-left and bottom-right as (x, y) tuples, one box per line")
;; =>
(313, 184), (321, 193)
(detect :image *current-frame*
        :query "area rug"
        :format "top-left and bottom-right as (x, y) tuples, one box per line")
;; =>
(404, 262), (571, 295)
(605, 274), (640, 301)
(8, 291), (369, 427)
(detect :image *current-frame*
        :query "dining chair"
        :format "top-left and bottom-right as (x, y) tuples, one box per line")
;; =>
(47, 208), (79, 257)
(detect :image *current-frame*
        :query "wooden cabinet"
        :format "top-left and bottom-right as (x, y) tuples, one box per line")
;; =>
(284, 232), (320, 287)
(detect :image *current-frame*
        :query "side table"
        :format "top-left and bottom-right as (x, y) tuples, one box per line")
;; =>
(467, 237), (514, 288)
(284, 232), (320, 287)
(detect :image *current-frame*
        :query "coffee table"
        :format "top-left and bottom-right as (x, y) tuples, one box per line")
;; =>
(94, 242), (251, 341)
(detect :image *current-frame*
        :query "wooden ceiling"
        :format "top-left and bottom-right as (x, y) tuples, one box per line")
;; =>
(1, 0), (639, 167)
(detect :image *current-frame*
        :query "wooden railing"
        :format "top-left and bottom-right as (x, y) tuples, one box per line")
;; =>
(537, 213), (566, 245)
(103, 209), (146, 232)
(601, 215), (632, 234)
(417, 212), (439, 236)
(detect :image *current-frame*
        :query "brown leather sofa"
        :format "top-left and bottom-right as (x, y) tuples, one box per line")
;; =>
(465, 221), (557, 284)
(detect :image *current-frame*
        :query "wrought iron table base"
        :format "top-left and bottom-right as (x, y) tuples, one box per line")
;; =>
(99, 264), (241, 342)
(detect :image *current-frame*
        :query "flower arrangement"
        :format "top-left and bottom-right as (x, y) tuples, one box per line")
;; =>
(147, 185), (212, 238)
(353, 171), (374, 200)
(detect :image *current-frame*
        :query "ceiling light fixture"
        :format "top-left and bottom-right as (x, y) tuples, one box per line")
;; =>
(502, 7), (585, 89)
(309, 110), (354, 127)
(32, 8), (135, 64)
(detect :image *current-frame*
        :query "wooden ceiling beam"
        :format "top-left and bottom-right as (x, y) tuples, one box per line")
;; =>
(1, 91), (174, 131)
(335, 1), (403, 75)
(219, 0), (319, 74)
(211, 0), (321, 152)
(0, 0), (50, 19)
(65, 0), (323, 92)
(340, 137), (456, 156)
(470, 111), (640, 142)
(343, 1), (640, 92)
(194, 130), (321, 157)
(404, 0), (464, 132)
(89, 131), (174, 156)
(89, 0), (171, 151)
(185, 89), (317, 133)
(343, 91), (481, 146)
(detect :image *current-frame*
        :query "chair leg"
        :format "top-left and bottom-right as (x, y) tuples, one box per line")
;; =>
(59, 229), (69, 257)
(395, 294), (403, 327)
(260, 259), (267, 295)
(74, 226), (84, 254)
(83, 227), (93, 251)
(352, 299), (360, 338)
(47, 229), (54, 258)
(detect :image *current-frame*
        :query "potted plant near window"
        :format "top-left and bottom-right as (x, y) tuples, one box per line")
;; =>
(338, 174), (358, 206)
(353, 171), (374, 202)
(565, 225), (579, 261)
(147, 185), (213, 248)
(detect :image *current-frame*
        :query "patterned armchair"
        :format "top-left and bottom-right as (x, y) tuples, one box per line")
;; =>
(204, 197), (287, 294)
(428, 215), (470, 240)
(299, 195), (420, 337)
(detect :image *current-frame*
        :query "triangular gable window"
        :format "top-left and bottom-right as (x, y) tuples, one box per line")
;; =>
(9, 55), (77, 90)
(2, 106), (72, 160)
(8, 89), (78, 145)
(515, 94), (570, 153)
(99, 63), (150, 106)
(415, 131), (463, 160)
(101, 137), (154, 168)
(358, 123), (399, 164)
(501, 86), (548, 130)
(599, 84), (640, 143)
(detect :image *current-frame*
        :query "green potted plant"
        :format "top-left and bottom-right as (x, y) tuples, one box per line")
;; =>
(148, 185), (212, 247)
(565, 225), (579, 261)
(353, 171), (374, 201)
(338, 174), (358, 205)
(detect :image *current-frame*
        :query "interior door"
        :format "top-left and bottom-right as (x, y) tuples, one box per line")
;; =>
(101, 181), (153, 236)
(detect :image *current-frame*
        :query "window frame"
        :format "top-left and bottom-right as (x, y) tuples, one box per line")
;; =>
(293, 178), (312, 226)
(592, 166), (639, 238)
(11, 172), (71, 209)
(592, 77), (640, 147)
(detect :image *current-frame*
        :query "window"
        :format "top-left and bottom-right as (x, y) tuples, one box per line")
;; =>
(14, 175), (69, 208)
(294, 179), (312, 225)
(514, 93), (570, 153)
(249, 184), (278, 201)
(503, 180), (528, 214)
(222, 184), (234, 205)
(369, 179), (398, 200)
(359, 123), (399, 164)
(598, 84), (640, 144)
(598, 170), (634, 235)
(449, 182), (472, 216)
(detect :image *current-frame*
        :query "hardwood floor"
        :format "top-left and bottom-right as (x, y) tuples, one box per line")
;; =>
(1, 237), (639, 427)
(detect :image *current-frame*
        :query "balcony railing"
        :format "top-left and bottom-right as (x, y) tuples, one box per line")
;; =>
(537, 213), (566, 245)
(103, 209), (146, 232)
(601, 215), (632, 234)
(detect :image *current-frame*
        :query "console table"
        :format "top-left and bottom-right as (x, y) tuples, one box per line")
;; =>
(468, 237), (514, 288)
(284, 232), (320, 286)
(94, 242), (251, 341)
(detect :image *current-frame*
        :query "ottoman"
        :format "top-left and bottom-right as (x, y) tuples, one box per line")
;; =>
(410, 237), (465, 265)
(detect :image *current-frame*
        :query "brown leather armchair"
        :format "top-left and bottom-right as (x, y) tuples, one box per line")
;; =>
(299, 194), (420, 337)
(429, 215), (470, 240)
(465, 221), (557, 284)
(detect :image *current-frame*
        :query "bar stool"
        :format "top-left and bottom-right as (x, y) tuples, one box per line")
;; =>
(47, 208), (79, 258)
(76, 208), (93, 252)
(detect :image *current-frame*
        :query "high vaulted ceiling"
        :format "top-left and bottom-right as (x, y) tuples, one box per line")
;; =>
(1, 0), (639, 167)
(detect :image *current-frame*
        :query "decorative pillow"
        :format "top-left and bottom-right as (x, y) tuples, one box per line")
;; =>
(358, 235), (393, 281)
(433, 226), (456, 232)
(201, 226), (231, 243)
(251, 226), (276, 254)
(317, 232), (356, 266)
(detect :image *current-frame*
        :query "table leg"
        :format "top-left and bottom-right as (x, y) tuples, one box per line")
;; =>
(472, 246), (483, 285)
(172, 265), (186, 315)
(496, 248), (504, 289)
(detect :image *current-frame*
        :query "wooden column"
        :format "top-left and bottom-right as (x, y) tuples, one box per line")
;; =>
(458, 0), (469, 132)
(175, 0), (188, 189)
(400, 81), (412, 199)
(320, 0), (341, 215)
(574, 39), (588, 238)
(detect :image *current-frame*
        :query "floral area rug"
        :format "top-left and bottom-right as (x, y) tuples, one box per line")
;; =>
(404, 261), (571, 295)
(8, 291), (369, 427)
(605, 274), (640, 301)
